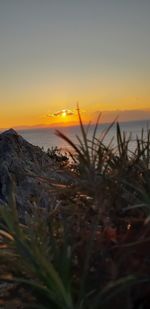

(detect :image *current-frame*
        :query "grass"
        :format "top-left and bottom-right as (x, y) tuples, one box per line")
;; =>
(0, 109), (150, 308)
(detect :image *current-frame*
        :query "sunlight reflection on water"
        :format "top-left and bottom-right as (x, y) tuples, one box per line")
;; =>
(18, 119), (149, 152)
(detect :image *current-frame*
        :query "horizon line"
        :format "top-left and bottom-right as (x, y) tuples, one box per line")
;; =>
(1, 108), (150, 132)
(0, 117), (150, 133)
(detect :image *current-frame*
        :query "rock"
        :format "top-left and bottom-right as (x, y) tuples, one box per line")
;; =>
(0, 129), (59, 215)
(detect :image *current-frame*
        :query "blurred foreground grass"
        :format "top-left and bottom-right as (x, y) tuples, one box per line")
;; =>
(0, 109), (150, 308)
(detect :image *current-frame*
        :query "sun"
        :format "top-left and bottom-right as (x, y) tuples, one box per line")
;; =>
(47, 108), (77, 126)
(62, 111), (67, 117)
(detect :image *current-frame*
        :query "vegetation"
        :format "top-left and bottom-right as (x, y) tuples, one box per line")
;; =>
(0, 109), (150, 308)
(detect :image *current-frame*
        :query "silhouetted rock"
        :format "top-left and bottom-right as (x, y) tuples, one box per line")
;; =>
(0, 129), (60, 214)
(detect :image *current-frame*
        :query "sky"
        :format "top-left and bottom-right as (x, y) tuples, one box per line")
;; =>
(0, 0), (150, 128)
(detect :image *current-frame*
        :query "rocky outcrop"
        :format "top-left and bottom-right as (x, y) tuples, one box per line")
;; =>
(0, 129), (60, 214)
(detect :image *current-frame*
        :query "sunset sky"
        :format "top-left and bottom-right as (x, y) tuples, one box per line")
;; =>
(0, 0), (150, 128)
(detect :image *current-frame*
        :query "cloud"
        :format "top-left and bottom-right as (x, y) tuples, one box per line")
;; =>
(47, 109), (74, 118)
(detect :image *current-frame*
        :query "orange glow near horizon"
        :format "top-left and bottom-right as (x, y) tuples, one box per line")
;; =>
(1, 83), (150, 129)
(1, 102), (150, 130)
(0, 85), (150, 129)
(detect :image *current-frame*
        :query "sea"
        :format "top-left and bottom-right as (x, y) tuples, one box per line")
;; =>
(0, 120), (149, 152)
(15, 119), (150, 152)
